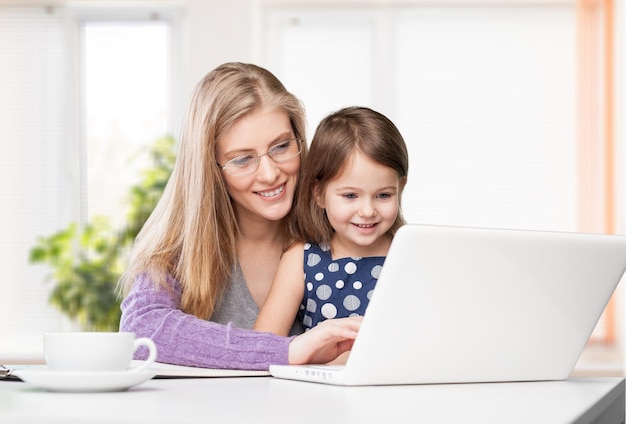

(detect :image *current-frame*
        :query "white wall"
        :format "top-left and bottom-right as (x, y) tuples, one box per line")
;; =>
(184, 1), (255, 96)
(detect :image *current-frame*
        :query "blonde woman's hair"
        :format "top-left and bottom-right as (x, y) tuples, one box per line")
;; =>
(293, 106), (408, 245)
(118, 62), (307, 320)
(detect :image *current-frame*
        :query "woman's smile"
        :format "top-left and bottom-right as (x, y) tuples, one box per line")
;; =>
(256, 183), (285, 199)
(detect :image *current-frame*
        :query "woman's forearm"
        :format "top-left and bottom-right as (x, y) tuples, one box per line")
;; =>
(119, 274), (292, 370)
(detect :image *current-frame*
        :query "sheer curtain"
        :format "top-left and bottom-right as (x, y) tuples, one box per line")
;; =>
(0, 7), (73, 359)
(264, 5), (576, 232)
(393, 6), (576, 230)
(0, 6), (179, 362)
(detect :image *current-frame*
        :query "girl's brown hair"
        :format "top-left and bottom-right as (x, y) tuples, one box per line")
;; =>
(292, 106), (408, 245)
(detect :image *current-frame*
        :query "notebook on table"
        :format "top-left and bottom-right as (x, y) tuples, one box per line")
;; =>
(269, 224), (626, 386)
(0, 361), (270, 381)
(140, 361), (270, 378)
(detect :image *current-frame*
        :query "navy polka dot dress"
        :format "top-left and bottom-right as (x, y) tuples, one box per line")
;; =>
(298, 242), (386, 330)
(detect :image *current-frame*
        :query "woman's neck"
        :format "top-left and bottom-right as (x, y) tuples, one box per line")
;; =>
(236, 214), (284, 247)
(235, 217), (286, 308)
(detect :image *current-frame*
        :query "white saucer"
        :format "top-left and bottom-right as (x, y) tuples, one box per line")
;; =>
(13, 368), (157, 393)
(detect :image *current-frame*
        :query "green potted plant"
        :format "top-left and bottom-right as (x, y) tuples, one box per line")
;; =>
(29, 135), (176, 331)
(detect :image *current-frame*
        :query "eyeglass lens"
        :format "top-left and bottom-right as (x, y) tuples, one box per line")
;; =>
(223, 139), (301, 176)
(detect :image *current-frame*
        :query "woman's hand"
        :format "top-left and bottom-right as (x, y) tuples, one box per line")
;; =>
(287, 316), (362, 365)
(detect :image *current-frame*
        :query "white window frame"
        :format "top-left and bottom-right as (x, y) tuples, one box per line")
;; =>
(0, 3), (184, 363)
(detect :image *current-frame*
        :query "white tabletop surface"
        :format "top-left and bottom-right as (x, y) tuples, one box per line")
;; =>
(1, 375), (624, 424)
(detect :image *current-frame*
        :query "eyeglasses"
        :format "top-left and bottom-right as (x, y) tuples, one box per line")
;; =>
(219, 138), (302, 177)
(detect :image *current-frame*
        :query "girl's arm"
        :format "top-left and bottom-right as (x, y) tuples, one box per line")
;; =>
(254, 242), (305, 336)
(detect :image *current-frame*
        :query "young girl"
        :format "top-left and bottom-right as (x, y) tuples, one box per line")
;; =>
(254, 106), (409, 335)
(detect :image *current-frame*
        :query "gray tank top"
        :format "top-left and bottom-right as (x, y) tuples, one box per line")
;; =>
(211, 263), (304, 336)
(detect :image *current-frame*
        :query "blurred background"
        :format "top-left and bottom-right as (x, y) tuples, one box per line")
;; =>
(1, 0), (624, 374)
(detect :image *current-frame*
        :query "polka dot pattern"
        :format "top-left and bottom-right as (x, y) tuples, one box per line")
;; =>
(298, 243), (386, 330)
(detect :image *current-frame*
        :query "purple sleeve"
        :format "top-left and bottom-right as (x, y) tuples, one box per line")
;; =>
(119, 273), (293, 370)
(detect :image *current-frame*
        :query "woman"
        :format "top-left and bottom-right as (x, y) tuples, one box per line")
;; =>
(118, 62), (360, 370)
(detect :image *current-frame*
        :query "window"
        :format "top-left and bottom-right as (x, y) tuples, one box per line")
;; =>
(0, 6), (69, 360)
(0, 5), (182, 361)
(265, 5), (578, 231)
(83, 21), (172, 227)
(262, 1), (618, 369)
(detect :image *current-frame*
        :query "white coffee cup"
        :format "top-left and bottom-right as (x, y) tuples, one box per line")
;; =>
(44, 332), (157, 373)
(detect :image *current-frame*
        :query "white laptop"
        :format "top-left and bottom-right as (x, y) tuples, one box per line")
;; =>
(269, 224), (626, 386)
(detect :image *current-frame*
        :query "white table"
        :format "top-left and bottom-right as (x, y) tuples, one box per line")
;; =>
(0, 375), (623, 423)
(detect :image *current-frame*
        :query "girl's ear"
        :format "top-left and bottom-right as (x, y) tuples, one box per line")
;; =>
(312, 180), (325, 208)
